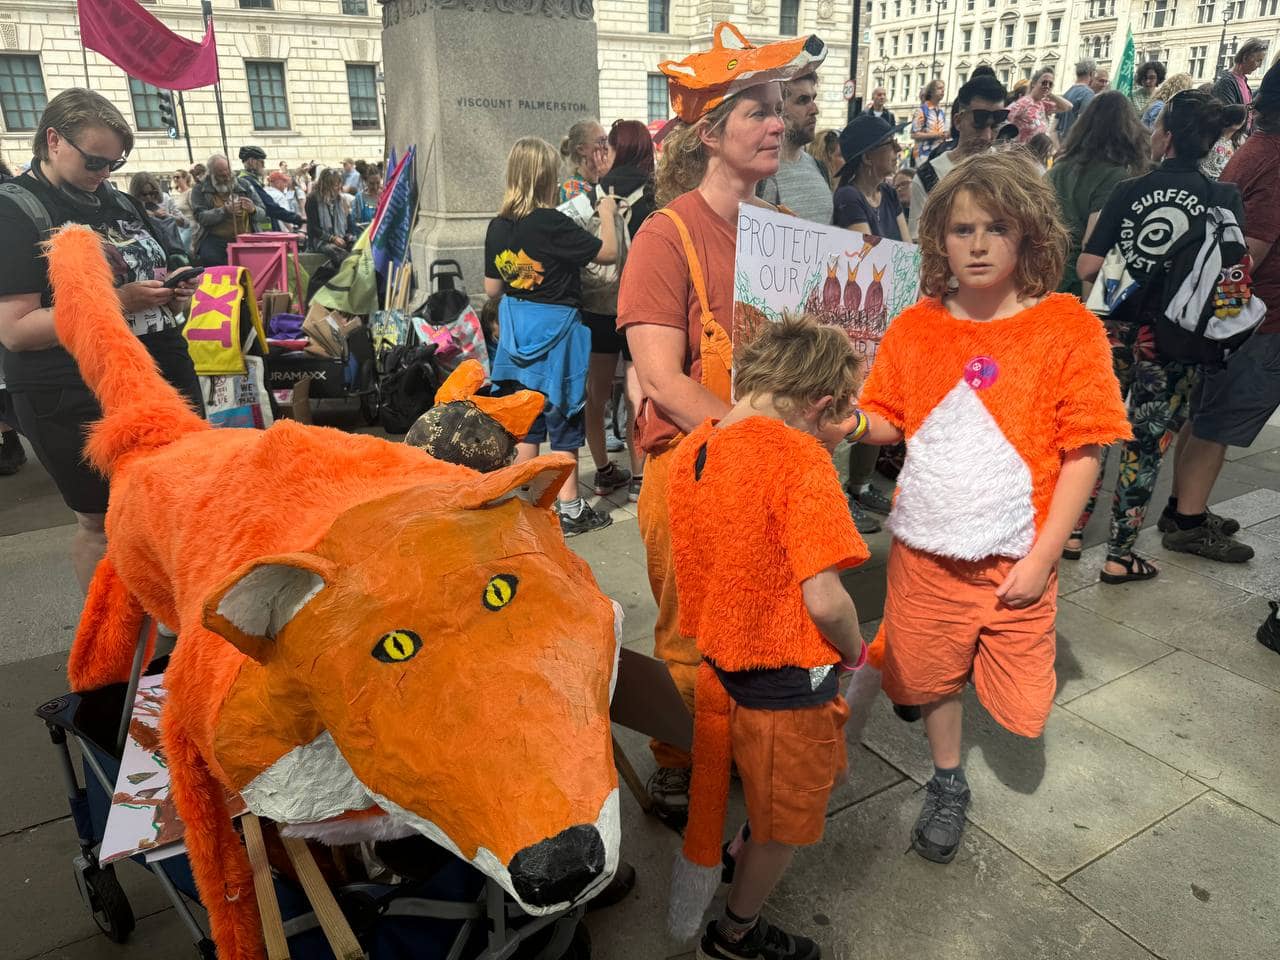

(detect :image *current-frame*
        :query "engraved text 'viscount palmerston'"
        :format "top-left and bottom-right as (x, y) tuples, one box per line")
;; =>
(382, 0), (595, 27)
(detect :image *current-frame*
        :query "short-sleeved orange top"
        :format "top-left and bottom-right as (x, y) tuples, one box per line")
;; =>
(667, 417), (870, 672)
(859, 294), (1132, 562)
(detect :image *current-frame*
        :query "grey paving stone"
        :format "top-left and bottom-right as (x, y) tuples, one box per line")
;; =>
(1067, 651), (1280, 821)
(0, 651), (83, 838)
(568, 517), (656, 648)
(863, 688), (1205, 880)
(1157, 591), (1280, 693)
(1222, 423), (1280, 461)
(20, 908), (206, 960)
(0, 525), (81, 667)
(1233, 447), (1280, 473)
(1210, 487), (1280, 527)
(1057, 544), (1108, 596)
(0, 819), (174, 960)
(765, 781), (1155, 960)
(1067, 562), (1255, 647)
(1132, 527), (1280, 600)
(1054, 600), (1174, 705)
(1064, 792), (1280, 960)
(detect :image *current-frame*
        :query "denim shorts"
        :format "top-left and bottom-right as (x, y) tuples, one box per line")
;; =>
(524, 402), (586, 452)
(1192, 332), (1280, 448)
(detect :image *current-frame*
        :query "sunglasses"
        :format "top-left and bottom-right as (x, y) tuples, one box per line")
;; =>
(59, 131), (128, 173)
(965, 108), (1010, 129)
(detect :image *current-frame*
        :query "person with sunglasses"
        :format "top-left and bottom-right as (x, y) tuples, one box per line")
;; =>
(0, 88), (203, 592)
(908, 74), (1007, 241)
(1008, 67), (1074, 145)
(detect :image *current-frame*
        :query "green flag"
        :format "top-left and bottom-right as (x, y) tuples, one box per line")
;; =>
(1116, 27), (1136, 98)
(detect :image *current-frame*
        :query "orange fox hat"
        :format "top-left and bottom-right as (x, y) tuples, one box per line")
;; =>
(659, 22), (827, 124)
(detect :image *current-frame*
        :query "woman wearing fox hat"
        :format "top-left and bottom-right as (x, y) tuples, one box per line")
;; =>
(615, 19), (828, 956)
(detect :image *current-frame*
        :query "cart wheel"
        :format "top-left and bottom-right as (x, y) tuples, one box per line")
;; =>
(81, 863), (135, 943)
(359, 387), (380, 426)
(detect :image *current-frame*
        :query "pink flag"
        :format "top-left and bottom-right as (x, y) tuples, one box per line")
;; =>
(78, 0), (219, 91)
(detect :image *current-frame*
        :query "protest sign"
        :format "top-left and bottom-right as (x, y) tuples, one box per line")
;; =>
(733, 204), (921, 366)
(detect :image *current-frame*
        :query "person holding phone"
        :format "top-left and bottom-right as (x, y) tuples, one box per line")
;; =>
(0, 88), (204, 592)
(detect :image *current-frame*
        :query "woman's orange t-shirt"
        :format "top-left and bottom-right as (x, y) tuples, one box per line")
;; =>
(667, 417), (870, 672)
(617, 190), (737, 454)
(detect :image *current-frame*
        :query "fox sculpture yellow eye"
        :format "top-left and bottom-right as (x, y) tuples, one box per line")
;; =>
(483, 575), (518, 611)
(373, 630), (422, 662)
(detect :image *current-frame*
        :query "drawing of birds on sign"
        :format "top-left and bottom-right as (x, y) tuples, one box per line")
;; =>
(843, 259), (863, 315)
(822, 257), (843, 311)
(865, 264), (888, 332)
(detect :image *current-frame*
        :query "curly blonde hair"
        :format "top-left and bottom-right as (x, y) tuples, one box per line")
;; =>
(654, 96), (739, 208)
(916, 151), (1068, 299)
(734, 313), (863, 424)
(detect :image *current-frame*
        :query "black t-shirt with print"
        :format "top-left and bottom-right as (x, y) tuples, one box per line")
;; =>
(483, 208), (602, 307)
(1084, 157), (1246, 287)
(0, 173), (178, 389)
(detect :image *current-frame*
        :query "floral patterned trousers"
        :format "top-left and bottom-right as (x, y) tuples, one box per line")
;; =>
(1074, 319), (1198, 558)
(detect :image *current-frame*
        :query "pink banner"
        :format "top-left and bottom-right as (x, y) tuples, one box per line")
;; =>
(78, 0), (219, 91)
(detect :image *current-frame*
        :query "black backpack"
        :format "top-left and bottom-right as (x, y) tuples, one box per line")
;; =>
(378, 343), (441, 435)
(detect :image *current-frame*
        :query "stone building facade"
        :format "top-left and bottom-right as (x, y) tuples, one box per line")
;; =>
(0, 0), (385, 178)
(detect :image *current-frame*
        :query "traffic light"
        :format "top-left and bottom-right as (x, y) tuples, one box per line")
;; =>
(156, 90), (178, 139)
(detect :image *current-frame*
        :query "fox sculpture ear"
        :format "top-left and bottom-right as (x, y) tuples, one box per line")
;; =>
(202, 553), (337, 662)
(456, 453), (577, 510)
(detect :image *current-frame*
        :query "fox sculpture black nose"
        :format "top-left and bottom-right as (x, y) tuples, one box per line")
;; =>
(508, 824), (605, 907)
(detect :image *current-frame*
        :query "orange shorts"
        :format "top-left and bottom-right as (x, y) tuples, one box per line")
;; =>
(879, 539), (1058, 738)
(730, 696), (849, 847)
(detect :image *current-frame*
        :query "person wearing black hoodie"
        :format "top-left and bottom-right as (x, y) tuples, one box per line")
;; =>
(588, 119), (656, 503)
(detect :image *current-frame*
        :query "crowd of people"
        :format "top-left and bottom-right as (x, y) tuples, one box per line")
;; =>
(2, 23), (1280, 960)
(478, 24), (1280, 959)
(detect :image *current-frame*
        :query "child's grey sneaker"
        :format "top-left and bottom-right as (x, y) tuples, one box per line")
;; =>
(559, 502), (613, 538)
(853, 484), (894, 516)
(696, 916), (820, 960)
(1161, 524), (1255, 563)
(911, 774), (971, 864)
(847, 496), (882, 535)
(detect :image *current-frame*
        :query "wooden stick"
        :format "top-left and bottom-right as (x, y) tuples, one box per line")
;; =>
(242, 815), (290, 960)
(612, 735), (654, 815)
(383, 259), (397, 313)
(396, 263), (412, 312)
(280, 835), (364, 960)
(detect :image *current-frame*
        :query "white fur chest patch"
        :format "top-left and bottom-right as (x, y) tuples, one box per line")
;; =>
(888, 380), (1036, 561)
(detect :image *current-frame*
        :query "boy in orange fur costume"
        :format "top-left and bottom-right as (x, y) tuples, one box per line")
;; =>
(854, 152), (1131, 864)
(665, 316), (868, 959)
(47, 226), (623, 960)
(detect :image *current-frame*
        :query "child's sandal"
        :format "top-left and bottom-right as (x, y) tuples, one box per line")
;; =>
(1099, 553), (1159, 585)
(1062, 531), (1085, 561)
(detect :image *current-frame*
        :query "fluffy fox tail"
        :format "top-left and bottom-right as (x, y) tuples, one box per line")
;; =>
(47, 225), (206, 477)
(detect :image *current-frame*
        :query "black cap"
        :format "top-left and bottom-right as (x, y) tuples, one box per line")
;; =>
(1255, 59), (1280, 112)
(238, 145), (267, 162)
(835, 115), (896, 179)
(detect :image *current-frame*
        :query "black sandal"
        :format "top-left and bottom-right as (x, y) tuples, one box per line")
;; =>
(1062, 530), (1085, 561)
(1100, 553), (1159, 585)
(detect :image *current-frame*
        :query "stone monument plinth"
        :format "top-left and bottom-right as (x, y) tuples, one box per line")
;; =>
(380, 0), (601, 295)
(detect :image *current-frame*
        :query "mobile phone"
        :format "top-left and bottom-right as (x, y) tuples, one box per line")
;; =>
(162, 267), (205, 289)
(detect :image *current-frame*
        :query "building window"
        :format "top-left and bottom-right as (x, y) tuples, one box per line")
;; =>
(878, 35), (886, 58)
(982, 25), (993, 50)
(1081, 33), (1112, 60)
(910, 0), (917, 13)
(966, 0), (975, 9)
(1049, 16), (1061, 41)
(922, 30), (929, 52)
(1000, 67), (1011, 85)
(648, 0), (669, 33)
(907, 32), (914, 53)
(1086, 0), (1115, 15)
(1188, 44), (1207, 78)
(1003, 22), (1015, 47)
(1226, 0), (1243, 14)
(936, 27), (945, 49)
(962, 27), (972, 51)
(646, 73), (667, 122)
(780, 0), (799, 36)
(1261, 0), (1279, 12)
(1218, 38), (1237, 74)
(341, 0), (369, 14)
(0, 55), (47, 132)
(1026, 20), (1037, 44)
(246, 60), (290, 131)
(895, 0), (902, 16)
(987, 0), (996, 8)
(881, 2), (888, 18)
(1142, 0), (1176, 28)
(346, 64), (379, 130)
(892, 32), (900, 55)
(1196, 0), (1215, 20)
(238, 0), (274, 8)
(128, 77), (167, 132)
